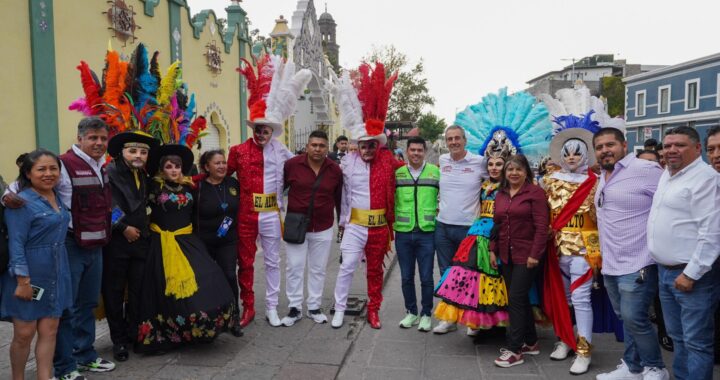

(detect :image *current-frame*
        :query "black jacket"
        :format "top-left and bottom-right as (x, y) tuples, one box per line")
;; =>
(107, 159), (150, 238)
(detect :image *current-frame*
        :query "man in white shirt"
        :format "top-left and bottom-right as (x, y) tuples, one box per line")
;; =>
(648, 126), (720, 380)
(433, 125), (486, 334)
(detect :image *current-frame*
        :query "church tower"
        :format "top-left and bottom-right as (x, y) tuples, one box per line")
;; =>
(318, 4), (339, 73)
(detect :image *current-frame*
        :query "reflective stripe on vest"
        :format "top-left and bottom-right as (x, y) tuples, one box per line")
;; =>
(393, 164), (439, 233)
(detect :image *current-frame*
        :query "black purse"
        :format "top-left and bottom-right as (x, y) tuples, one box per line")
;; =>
(283, 171), (325, 244)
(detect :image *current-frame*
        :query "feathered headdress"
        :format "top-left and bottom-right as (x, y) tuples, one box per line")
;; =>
(326, 62), (397, 145)
(237, 54), (312, 138)
(454, 88), (553, 162)
(69, 43), (207, 149)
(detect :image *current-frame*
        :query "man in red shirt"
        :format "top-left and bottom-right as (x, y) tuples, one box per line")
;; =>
(280, 130), (343, 326)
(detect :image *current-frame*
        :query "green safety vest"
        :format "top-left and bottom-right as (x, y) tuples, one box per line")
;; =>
(394, 164), (440, 232)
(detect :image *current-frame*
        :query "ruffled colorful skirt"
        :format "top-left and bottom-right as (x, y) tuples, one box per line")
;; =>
(434, 234), (509, 329)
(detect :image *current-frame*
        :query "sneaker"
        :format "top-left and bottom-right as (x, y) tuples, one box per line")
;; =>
(466, 327), (480, 336)
(642, 367), (670, 380)
(596, 359), (643, 380)
(266, 309), (281, 327)
(78, 357), (115, 372)
(58, 371), (86, 380)
(281, 307), (302, 326)
(398, 313), (419, 328)
(331, 311), (344, 328)
(494, 348), (524, 368)
(307, 309), (328, 324)
(550, 341), (572, 360)
(521, 342), (540, 356)
(417, 316), (432, 332)
(432, 321), (457, 334)
(570, 355), (591, 375)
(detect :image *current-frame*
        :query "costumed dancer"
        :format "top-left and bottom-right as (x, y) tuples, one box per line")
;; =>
(433, 89), (553, 335)
(228, 54), (311, 327)
(537, 84), (624, 375)
(328, 62), (400, 329)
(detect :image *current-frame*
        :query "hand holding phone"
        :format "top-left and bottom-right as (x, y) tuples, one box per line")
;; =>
(14, 283), (32, 301)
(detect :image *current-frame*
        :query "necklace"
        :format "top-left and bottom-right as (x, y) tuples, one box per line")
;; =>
(163, 181), (184, 193)
(212, 179), (228, 212)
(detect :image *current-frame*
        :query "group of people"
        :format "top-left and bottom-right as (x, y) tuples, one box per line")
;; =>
(0, 46), (718, 380)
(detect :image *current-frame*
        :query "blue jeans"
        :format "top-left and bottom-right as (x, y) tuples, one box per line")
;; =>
(658, 263), (720, 380)
(434, 222), (469, 277)
(395, 231), (435, 316)
(54, 236), (103, 377)
(603, 266), (664, 374)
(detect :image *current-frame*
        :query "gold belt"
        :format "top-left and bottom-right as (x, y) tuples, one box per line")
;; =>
(552, 212), (597, 232)
(480, 200), (494, 219)
(350, 208), (387, 227)
(253, 193), (278, 212)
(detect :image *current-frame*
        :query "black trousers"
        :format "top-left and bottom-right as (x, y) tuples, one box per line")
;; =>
(204, 238), (240, 307)
(502, 260), (539, 353)
(101, 237), (148, 345)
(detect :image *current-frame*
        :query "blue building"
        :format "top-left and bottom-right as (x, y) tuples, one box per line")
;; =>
(624, 52), (720, 152)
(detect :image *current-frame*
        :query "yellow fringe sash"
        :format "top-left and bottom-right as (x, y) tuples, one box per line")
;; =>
(150, 223), (198, 299)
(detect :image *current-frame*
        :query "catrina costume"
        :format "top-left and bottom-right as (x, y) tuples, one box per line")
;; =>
(327, 62), (401, 329)
(227, 54), (311, 327)
(434, 88), (553, 330)
(538, 84), (624, 373)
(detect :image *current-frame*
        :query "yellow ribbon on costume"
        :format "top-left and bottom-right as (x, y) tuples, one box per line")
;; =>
(150, 223), (198, 299)
(350, 208), (387, 227)
(551, 211), (597, 233)
(252, 193), (279, 212)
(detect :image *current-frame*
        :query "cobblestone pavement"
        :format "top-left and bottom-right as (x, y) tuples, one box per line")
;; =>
(2, 230), (719, 379)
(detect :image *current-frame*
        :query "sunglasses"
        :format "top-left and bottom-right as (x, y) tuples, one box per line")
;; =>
(597, 190), (605, 208)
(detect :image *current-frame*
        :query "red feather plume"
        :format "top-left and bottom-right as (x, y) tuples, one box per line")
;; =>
(77, 61), (102, 115)
(236, 55), (274, 121)
(184, 116), (207, 147)
(355, 62), (397, 135)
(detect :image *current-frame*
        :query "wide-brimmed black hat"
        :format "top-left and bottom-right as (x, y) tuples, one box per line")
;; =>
(147, 144), (195, 176)
(108, 130), (159, 158)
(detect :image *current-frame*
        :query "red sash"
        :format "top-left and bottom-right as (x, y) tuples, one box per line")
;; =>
(542, 169), (597, 351)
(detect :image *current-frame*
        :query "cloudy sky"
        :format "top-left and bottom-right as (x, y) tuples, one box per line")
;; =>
(188, 0), (719, 123)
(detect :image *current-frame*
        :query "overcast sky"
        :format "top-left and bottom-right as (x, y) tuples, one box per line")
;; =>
(188, 0), (719, 123)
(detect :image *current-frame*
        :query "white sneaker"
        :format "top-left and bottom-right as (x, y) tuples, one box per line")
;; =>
(596, 359), (643, 380)
(642, 367), (670, 380)
(466, 327), (480, 336)
(570, 355), (591, 375)
(307, 309), (328, 324)
(331, 311), (344, 328)
(280, 307), (302, 327)
(432, 321), (457, 334)
(266, 309), (281, 327)
(550, 341), (571, 361)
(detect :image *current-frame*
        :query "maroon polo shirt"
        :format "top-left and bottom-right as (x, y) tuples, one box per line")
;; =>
(284, 154), (343, 232)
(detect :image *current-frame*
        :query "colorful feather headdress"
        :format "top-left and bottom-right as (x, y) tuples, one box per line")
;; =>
(69, 43), (206, 149)
(454, 88), (553, 162)
(237, 54), (312, 138)
(326, 62), (398, 145)
(538, 83), (626, 137)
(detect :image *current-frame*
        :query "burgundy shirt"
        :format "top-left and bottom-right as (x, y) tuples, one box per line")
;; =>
(284, 154), (343, 232)
(490, 182), (549, 265)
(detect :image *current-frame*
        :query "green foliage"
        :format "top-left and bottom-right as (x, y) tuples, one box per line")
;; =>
(601, 76), (625, 117)
(416, 112), (447, 142)
(364, 45), (435, 123)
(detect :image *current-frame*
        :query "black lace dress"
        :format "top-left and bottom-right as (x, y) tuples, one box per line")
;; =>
(135, 180), (236, 353)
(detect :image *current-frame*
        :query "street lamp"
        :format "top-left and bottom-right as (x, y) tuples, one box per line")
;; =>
(561, 58), (576, 81)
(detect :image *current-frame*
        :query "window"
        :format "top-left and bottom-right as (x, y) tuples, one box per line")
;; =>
(658, 85), (671, 114)
(635, 90), (646, 117)
(685, 79), (700, 110)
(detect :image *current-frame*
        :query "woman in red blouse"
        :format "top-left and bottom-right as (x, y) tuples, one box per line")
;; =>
(489, 154), (549, 368)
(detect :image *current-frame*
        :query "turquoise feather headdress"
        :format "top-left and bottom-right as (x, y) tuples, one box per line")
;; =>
(454, 88), (553, 163)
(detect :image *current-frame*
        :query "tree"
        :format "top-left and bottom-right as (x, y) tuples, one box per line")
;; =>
(363, 45), (435, 123)
(601, 76), (625, 118)
(416, 112), (446, 142)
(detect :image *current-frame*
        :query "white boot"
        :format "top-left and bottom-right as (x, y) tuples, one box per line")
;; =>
(550, 341), (571, 360)
(266, 309), (281, 327)
(331, 311), (345, 329)
(570, 354), (591, 375)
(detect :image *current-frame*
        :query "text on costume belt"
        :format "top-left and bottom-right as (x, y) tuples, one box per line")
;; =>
(350, 208), (387, 227)
(480, 200), (494, 219)
(253, 193), (278, 212)
(551, 211), (597, 232)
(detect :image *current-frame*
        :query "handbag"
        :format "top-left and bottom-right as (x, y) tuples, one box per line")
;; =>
(283, 170), (325, 244)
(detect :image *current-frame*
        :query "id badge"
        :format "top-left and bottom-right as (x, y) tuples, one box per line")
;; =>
(217, 216), (234, 238)
(111, 207), (125, 226)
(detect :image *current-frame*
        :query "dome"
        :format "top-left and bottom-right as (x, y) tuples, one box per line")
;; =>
(319, 12), (334, 22)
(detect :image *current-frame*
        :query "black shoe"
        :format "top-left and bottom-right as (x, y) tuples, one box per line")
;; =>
(113, 344), (129, 362)
(659, 335), (674, 352)
(231, 324), (244, 337)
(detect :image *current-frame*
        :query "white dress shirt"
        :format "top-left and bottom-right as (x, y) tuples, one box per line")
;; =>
(647, 157), (720, 280)
(437, 151), (487, 226)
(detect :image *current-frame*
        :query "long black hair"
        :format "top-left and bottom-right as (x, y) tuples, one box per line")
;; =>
(17, 149), (62, 192)
(499, 154), (534, 190)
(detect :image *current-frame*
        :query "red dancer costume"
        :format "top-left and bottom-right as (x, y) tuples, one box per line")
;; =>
(229, 54), (311, 327)
(328, 62), (400, 329)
